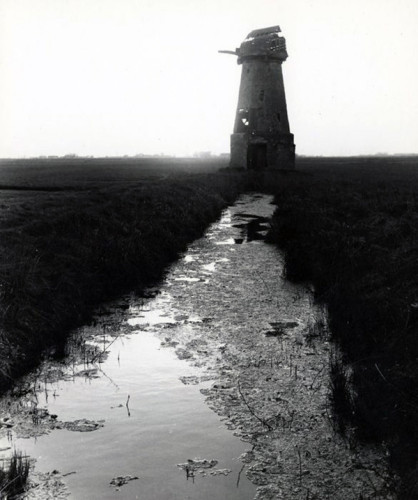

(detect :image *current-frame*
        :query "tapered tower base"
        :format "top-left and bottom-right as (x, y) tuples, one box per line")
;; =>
(230, 132), (295, 170)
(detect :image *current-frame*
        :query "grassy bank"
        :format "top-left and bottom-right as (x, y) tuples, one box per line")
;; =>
(264, 156), (418, 497)
(0, 158), (245, 392)
(0, 451), (30, 498)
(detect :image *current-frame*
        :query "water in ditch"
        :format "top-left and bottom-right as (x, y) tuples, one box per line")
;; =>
(0, 194), (395, 499)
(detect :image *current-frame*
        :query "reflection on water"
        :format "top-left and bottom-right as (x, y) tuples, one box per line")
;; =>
(5, 331), (253, 499)
(202, 262), (216, 273)
(0, 195), (278, 499)
(127, 300), (176, 327)
(0, 193), (393, 499)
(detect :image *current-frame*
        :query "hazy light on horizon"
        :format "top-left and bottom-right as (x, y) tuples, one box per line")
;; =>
(1, 0), (417, 158)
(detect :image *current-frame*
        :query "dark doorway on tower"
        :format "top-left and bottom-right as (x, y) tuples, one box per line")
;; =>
(247, 143), (267, 170)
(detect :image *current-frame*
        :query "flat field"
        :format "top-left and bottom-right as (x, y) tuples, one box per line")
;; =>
(0, 156), (226, 189)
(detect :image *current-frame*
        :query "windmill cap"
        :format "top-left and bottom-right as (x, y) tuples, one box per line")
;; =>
(238, 25), (288, 62)
(246, 25), (281, 39)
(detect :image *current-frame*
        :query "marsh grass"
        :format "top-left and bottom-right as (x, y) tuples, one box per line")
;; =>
(329, 353), (353, 435)
(264, 155), (418, 496)
(0, 450), (30, 499)
(0, 158), (246, 391)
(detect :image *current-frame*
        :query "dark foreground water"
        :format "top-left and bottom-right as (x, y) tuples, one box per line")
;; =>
(0, 194), (394, 499)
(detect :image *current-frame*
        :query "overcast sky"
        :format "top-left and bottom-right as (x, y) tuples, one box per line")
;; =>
(1, 0), (417, 158)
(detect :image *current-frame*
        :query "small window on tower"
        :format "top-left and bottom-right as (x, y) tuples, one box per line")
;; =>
(238, 109), (250, 127)
(277, 112), (281, 122)
(259, 90), (265, 102)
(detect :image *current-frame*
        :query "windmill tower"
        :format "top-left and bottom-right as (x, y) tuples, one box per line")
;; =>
(220, 26), (295, 170)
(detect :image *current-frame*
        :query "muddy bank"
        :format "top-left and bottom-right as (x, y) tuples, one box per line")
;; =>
(0, 193), (396, 499)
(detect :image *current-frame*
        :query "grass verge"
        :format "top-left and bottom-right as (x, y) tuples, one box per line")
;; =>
(263, 156), (418, 497)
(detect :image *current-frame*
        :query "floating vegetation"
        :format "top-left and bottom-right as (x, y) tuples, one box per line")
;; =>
(109, 475), (139, 488)
(177, 459), (219, 479)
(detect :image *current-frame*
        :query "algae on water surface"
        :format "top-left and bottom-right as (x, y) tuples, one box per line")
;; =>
(0, 193), (396, 499)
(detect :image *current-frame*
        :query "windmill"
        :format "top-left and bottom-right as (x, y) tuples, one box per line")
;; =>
(220, 26), (295, 170)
